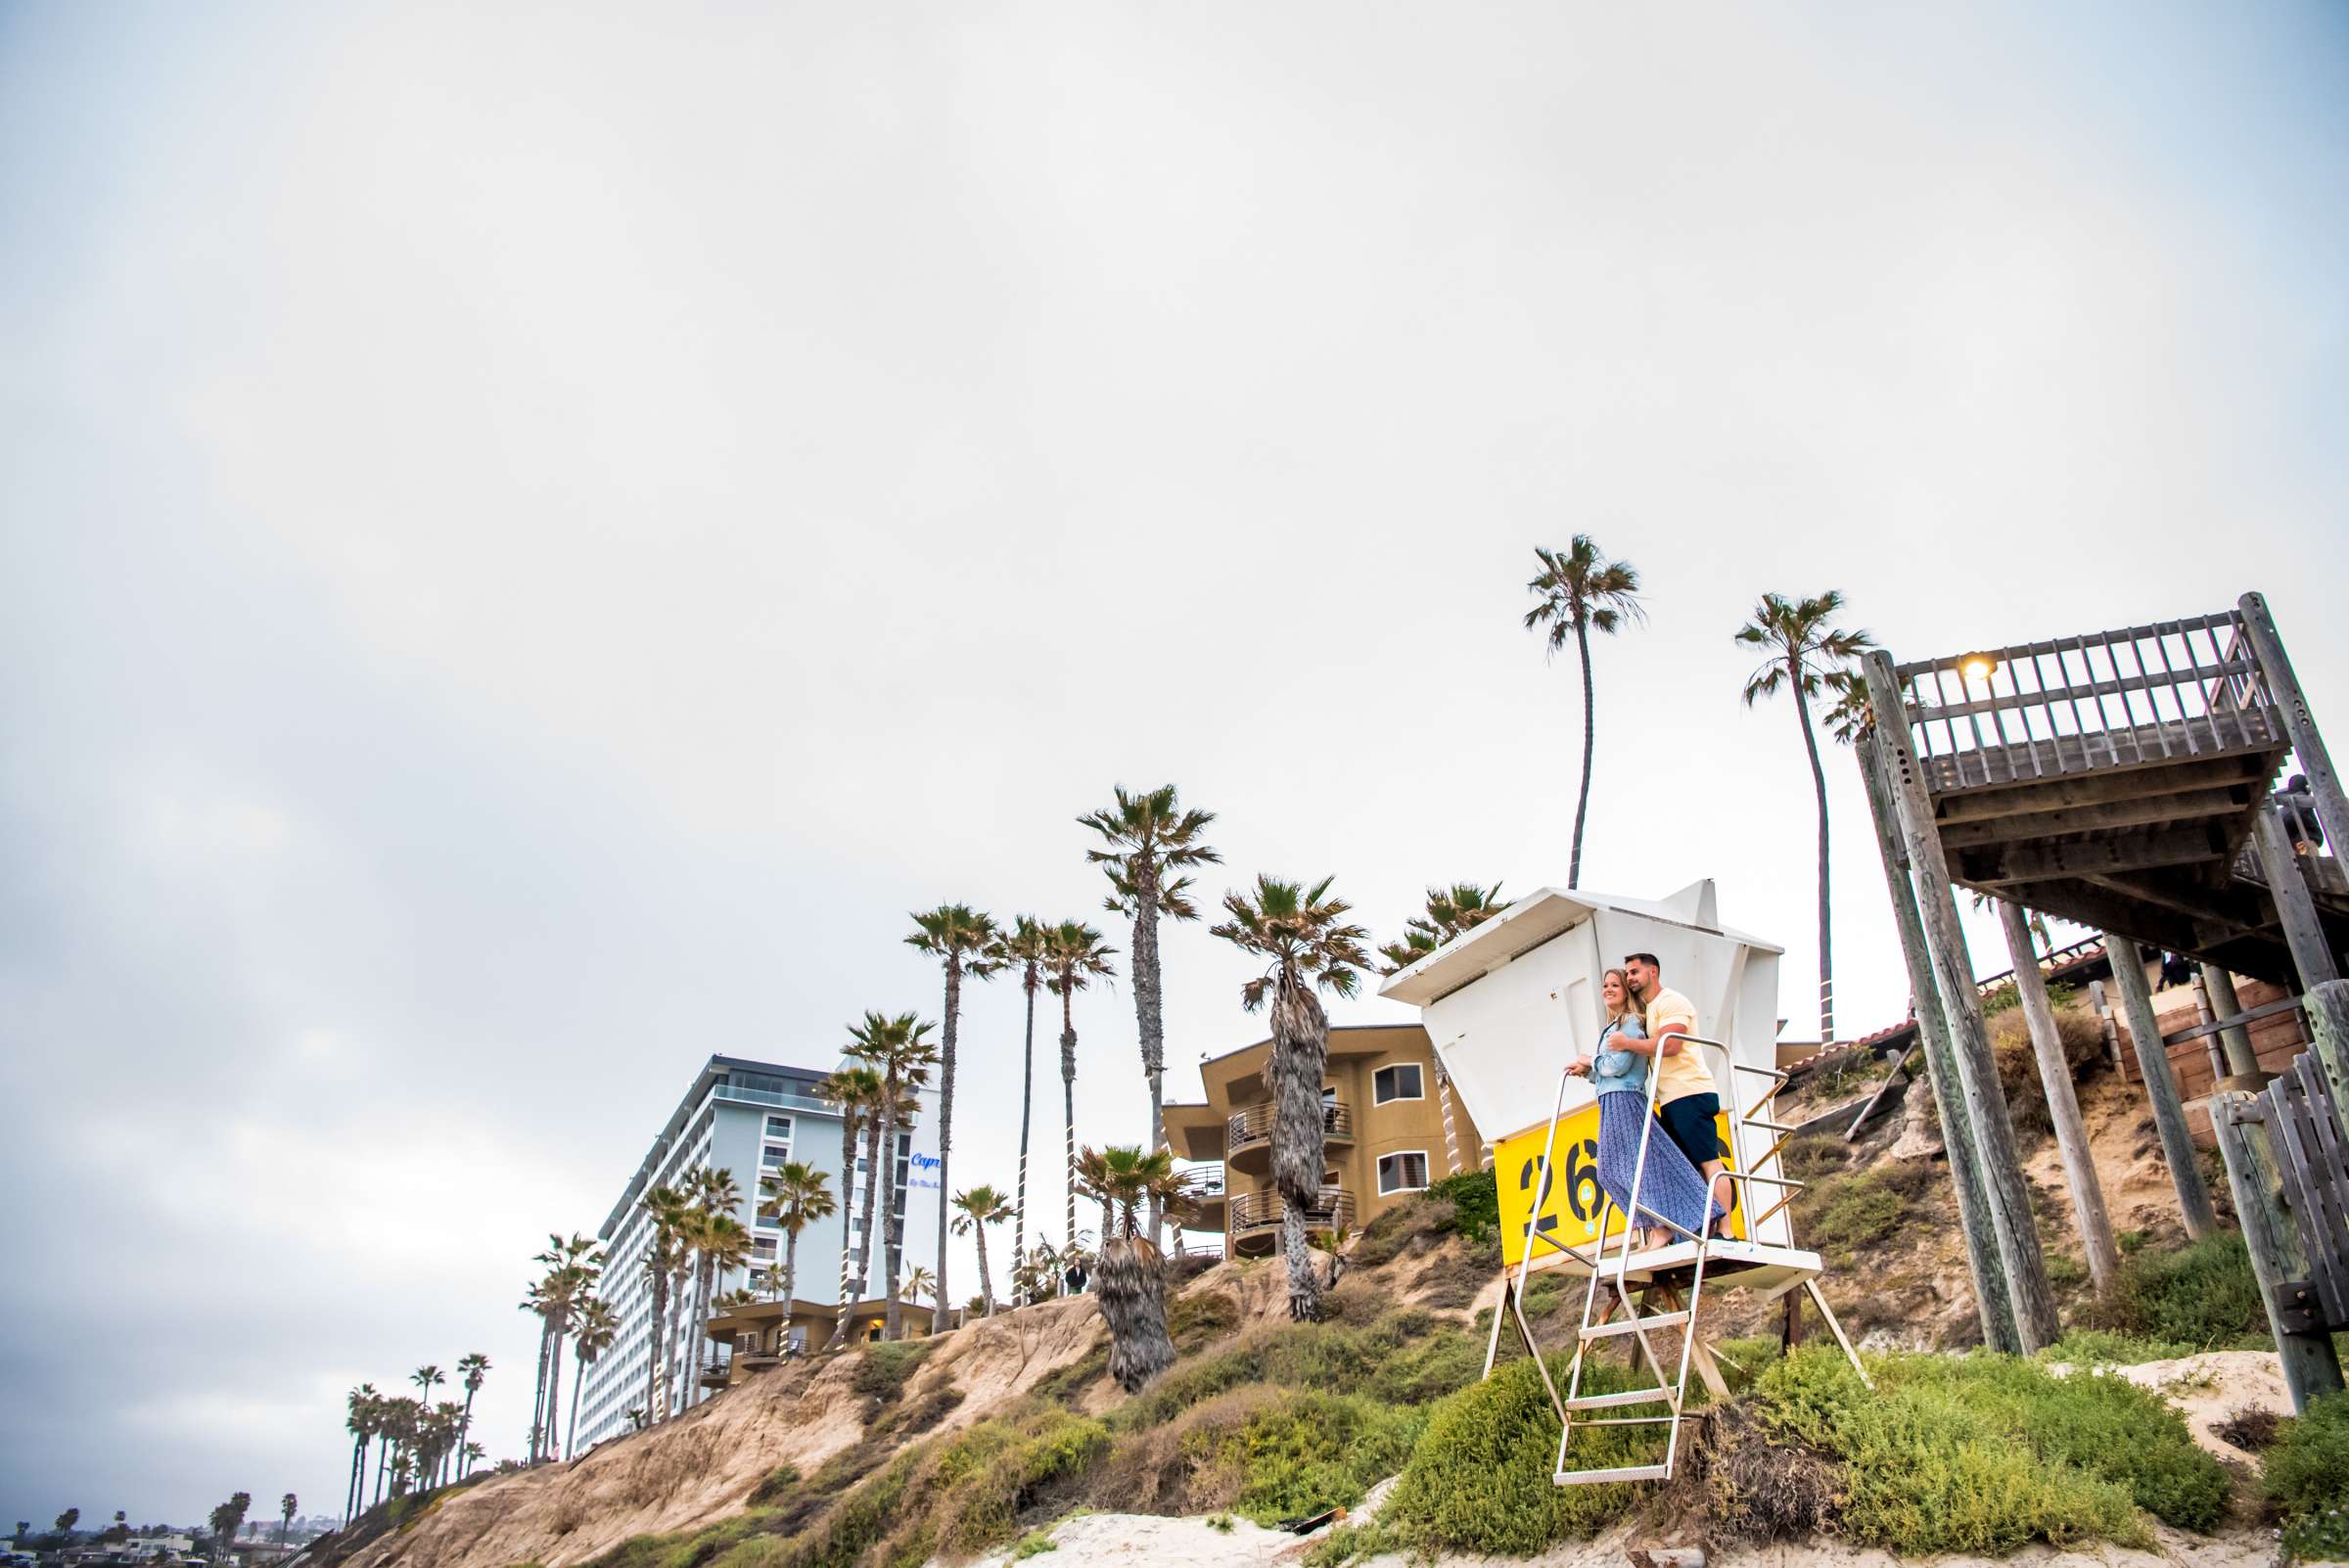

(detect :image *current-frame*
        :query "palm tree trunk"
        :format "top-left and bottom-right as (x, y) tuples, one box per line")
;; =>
(566, 1352), (585, 1460)
(346, 1438), (364, 1525)
(1792, 670), (1835, 1042)
(1571, 615), (1596, 890)
(854, 1114), (884, 1300)
(530, 1317), (551, 1461)
(644, 1272), (666, 1426)
(935, 957), (961, 1327)
(1131, 876), (1167, 1249)
(975, 1229), (994, 1316)
(877, 1089), (903, 1340)
(831, 1117), (860, 1350)
(1061, 989), (1079, 1293)
(1014, 973), (1036, 1302)
(1268, 972), (1332, 1321)
(544, 1320), (565, 1460)
(782, 1230), (800, 1324)
(456, 1391), (475, 1480)
(1096, 1235), (1174, 1391)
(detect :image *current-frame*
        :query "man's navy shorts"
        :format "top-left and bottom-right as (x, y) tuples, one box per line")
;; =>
(1658, 1091), (1725, 1170)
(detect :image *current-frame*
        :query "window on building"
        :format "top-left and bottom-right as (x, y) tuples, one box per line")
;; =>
(1377, 1151), (1430, 1195)
(761, 1143), (791, 1168)
(753, 1236), (777, 1258)
(1373, 1063), (1424, 1104)
(765, 1115), (794, 1140)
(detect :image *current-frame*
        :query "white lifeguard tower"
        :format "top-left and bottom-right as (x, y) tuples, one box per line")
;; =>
(1378, 880), (1867, 1486)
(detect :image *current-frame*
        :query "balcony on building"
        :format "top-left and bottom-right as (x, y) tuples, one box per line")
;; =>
(1226, 1185), (1355, 1257)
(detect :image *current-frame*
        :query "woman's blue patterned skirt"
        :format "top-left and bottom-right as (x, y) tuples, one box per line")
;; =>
(1595, 1090), (1725, 1241)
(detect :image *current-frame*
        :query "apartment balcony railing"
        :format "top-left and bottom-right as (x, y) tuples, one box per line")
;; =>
(1228, 1186), (1355, 1235)
(1225, 1099), (1353, 1157)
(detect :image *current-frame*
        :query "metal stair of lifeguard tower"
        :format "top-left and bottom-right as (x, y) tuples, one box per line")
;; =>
(1492, 1037), (1869, 1487)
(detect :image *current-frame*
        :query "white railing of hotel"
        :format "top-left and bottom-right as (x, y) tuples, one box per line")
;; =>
(711, 1083), (840, 1116)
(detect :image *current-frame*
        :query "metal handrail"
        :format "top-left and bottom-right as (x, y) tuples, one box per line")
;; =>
(1225, 1099), (1354, 1147)
(1228, 1186), (1353, 1230)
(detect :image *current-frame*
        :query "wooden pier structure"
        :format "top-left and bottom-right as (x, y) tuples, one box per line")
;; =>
(1859, 592), (2349, 1407)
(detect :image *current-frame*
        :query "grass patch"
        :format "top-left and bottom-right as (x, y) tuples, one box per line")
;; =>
(1009, 1529), (1057, 1557)
(1031, 1336), (1111, 1407)
(2266, 1392), (2349, 1562)
(2038, 1328), (2199, 1366)
(1114, 1308), (1477, 1432)
(1167, 1290), (1239, 1353)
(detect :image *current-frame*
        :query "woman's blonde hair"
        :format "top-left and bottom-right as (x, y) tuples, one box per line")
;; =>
(1601, 967), (1633, 1019)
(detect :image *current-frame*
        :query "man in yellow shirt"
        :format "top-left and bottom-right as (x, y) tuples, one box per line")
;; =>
(1623, 951), (1729, 1234)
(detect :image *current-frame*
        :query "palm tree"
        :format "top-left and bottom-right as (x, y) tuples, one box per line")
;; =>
(568, 1296), (617, 1460)
(900, 1263), (936, 1310)
(906, 903), (1001, 1329)
(1073, 1144), (1192, 1390)
(844, 1010), (941, 1340)
(343, 1383), (378, 1525)
(990, 915), (1051, 1301)
(1081, 785), (1221, 1246)
(693, 1211), (752, 1391)
(1042, 920), (1118, 1286)
(452, 1354), (488, 1482)
(815, 1066), (884, 1349)
(760, 1162), (836, 1320)
(410, 1364), (444, 1465)
(1735, 590), (1875, 1043)
(1524, 538), (1646, 890)
(460, 1442), (484, 1473)
(278, 1497), (296, 1545)
(519, 1276), (553, 1457)
(1374, 882), (1510, 1176)
(638, 1184), (691, 1424)
(1212, 875), (1372, 1321)
(530, 1233), (600, 1452)
(949, 1184), (1014, 1316)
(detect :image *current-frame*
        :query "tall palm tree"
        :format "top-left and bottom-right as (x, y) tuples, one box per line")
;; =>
(1073, 1144), (1192, 1389)
(1042, 920), (1118, 1287)
(461, 1442), (484, 1473)
(410, 1364), (444, 1464)
(452, 1354), (488, 1482)
(844, 1010), (940, 1340)
(638, 1184), (690, 1425)
(760, 1162), (836, 1322)
(278, 1497), (296, 1545)
(1081, 784), (1221, 1247)
(1736, 590), (1874, 1043)
(990, 915), (1051, 1300)
(343, 1383), (378, 1525)
(1524, 538), (1646, 890)
(949, 1184), (1014, 1316)
(815, 1066), (884, 1349)
(906, 903), (1001, 1328)
(567, 1296), (617, 1461)
(1212, 874), (1372, 1321)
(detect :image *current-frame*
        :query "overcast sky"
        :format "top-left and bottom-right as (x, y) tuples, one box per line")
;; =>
(4, 0), (2345, 1530)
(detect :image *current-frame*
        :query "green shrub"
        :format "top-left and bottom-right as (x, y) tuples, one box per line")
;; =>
(2266, 1393), (2349, 1561)
(851, 1340), (933, 1405)
(1179, 1390), (1417, 1527)
(1115, 1309), (1465, 1431)
(1378, 1356), (1656, 1554)
(2098, 1234), (2268, 1350)
(2038, 1329), (2198, 1366)
(1799, 1168), (1919, 1265)
(1425, 1169), (1500, 1245)
(1752, 1346), (2229, 1549)
(1010, 1530), (1057, 1557)
(1167, 1291), (1239, 1352)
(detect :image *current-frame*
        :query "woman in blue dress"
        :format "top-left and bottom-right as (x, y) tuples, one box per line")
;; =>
(1569, 968), (1726, 1253)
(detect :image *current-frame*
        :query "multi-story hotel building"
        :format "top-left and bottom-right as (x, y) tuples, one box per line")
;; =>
(1162, 1023), (1481, 1258)
(572, 1053), (941, 1450)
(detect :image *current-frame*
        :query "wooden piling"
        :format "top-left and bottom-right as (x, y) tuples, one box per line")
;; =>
(2211, 1089), (2345, 1412)
(1858, 729), (2017, 1351)
(1998, 900), (2121, 1294)
(2200, 964), (2260, 1079)
(1862, 652), (2061, 1352)
(2239, 592), (2349, 868)
(2253, 804), (2342, 988)
(2304, 979), (2349, 1142)
(2105, 936), (2220, 1238)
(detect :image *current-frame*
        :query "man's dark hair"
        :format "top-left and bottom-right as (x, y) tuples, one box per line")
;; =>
(1625, 951), (1661, 971)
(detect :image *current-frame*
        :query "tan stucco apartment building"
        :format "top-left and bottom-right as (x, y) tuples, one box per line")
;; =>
(1163, 1023), (1482, 1258)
